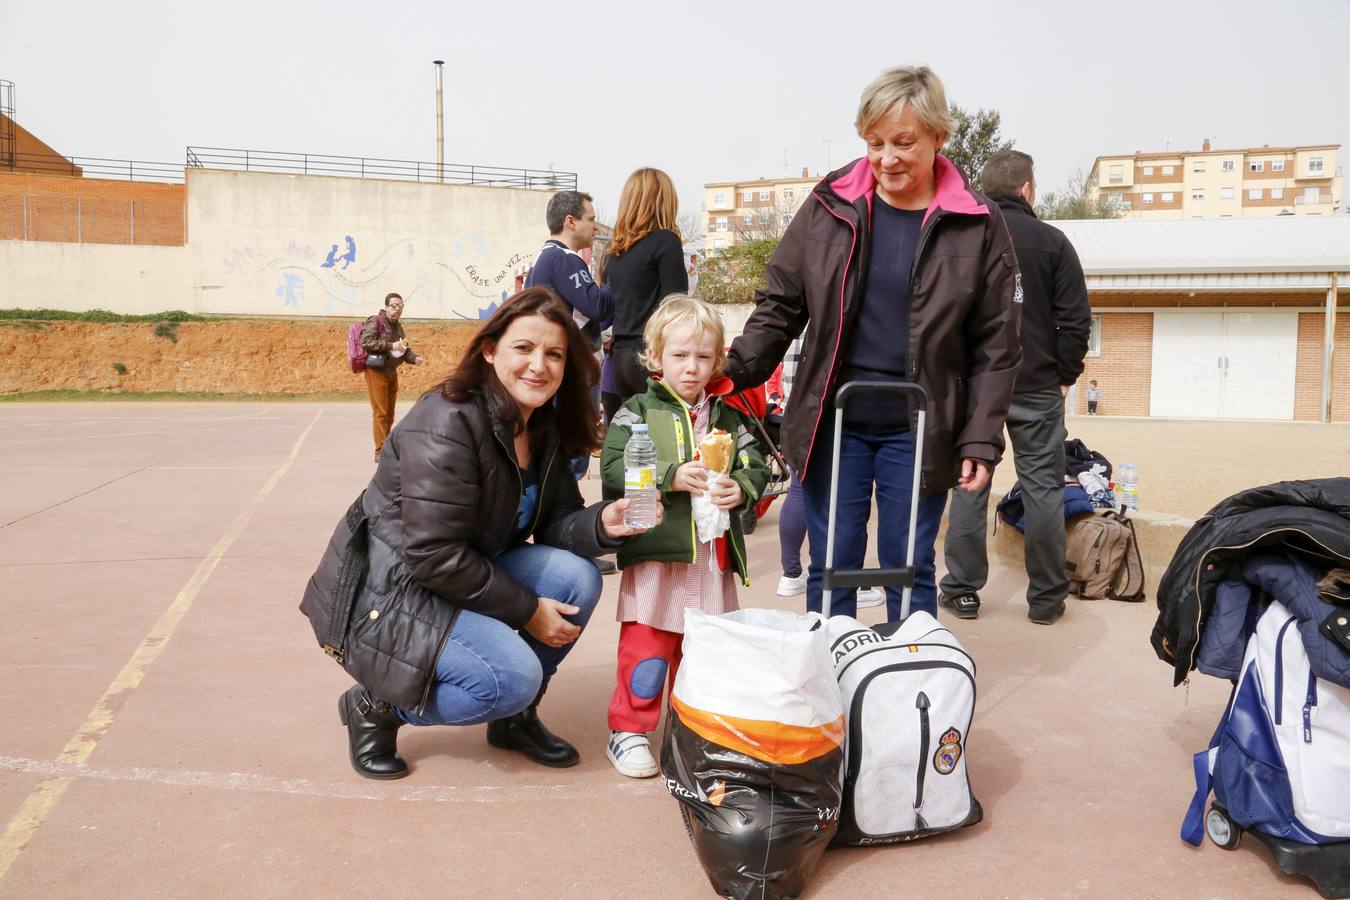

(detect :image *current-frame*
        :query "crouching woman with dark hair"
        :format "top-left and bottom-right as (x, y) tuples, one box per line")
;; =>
(301, 287), (657, 779)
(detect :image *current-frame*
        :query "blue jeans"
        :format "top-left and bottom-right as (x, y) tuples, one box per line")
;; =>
(394, 544), (603, 726)
(779, 471), (807, 577)
(801, 425), (947, 621)
(570, 384), (604, 481)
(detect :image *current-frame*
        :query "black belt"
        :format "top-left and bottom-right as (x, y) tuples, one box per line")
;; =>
(322, 496), (369, 665)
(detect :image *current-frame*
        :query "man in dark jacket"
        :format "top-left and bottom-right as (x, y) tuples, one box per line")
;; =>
(939, 150), (1092, 624)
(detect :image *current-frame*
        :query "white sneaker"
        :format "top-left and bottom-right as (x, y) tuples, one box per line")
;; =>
(856, 588), (886, 609)
(776, 572), (807, 597)
(607, 730), (659, 778)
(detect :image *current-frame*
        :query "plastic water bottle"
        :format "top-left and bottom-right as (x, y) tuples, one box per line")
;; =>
(1117, 462), (1139, 512)
(623, 424), (659, 529)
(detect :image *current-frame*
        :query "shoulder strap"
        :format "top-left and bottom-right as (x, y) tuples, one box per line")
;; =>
(1107, 514), (1147, 602)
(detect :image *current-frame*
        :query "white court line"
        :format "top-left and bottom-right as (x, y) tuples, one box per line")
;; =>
(0, 756), (656, 805)
(10, 466), (276, 472)
(0, 411), (322, 883)
(0, 415), (335, 422)
(0, 555), (260, 568)
(0, 425), (302, 446)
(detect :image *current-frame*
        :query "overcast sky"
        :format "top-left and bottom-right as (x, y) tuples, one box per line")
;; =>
(6, 0), (1348, 223)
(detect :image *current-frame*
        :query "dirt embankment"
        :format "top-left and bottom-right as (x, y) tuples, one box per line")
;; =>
(0, 319), (480, 395)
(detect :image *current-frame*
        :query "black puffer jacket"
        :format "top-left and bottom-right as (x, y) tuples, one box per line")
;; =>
(1152, 478), (1350, 686)
(300, 391), (617, 712)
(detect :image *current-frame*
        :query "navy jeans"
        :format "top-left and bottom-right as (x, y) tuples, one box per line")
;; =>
(802, 425), (947, 621)
(394, 544), (603, 726)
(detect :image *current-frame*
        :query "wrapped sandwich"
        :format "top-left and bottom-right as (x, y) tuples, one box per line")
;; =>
(699, 429), (734, 475)
(693, 429), (735, 542)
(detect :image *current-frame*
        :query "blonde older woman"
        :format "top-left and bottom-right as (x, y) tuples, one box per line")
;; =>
(725, 65), (1023, 623)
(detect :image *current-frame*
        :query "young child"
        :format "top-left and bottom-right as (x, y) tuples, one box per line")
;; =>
(600, 295), (770, 778)
(1086, 379), (1101, 415)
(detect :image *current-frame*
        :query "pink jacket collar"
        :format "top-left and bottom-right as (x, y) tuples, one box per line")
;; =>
(827, 154), (987, 225)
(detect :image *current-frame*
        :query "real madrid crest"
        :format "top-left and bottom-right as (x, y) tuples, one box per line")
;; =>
(933, 726), (962, 775)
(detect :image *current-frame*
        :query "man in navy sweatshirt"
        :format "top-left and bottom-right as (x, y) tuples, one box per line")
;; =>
(526, 190), (618, 573)
(526, 191), (613, 350)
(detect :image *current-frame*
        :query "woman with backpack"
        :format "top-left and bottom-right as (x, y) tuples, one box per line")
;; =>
(303, 287), (656, 779)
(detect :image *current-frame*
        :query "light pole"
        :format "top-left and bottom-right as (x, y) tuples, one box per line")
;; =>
(433, 60), (445, 183)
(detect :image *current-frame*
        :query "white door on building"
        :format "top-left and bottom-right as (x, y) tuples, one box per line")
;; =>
(1150, 311), (1297, 419)
(1219, 312), (1297, 419)
(1150, 313), (1224, 418)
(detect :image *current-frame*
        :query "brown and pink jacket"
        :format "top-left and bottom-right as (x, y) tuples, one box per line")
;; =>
(726, 154), (1022, 494)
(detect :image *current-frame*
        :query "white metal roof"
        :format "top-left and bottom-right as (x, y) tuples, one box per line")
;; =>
(1049, 216), (1350, 291)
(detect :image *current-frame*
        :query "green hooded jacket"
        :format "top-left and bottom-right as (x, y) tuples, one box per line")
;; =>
(601, 377), (770, 583)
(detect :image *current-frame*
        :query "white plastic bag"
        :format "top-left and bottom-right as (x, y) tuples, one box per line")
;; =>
(691, 473), (731, 543)
(663, 608), (845, 899)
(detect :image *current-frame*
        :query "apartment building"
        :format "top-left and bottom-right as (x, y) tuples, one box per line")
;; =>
(1088, 140), (1341, 219)
(703, 168), (820, 252)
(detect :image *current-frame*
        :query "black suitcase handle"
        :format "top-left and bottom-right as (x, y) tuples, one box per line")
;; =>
(822, 381), (929, 620)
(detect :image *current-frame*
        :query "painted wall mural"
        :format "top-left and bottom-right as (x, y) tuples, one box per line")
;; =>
(185, 170), (550, 319)
(210, 234), (537, 320)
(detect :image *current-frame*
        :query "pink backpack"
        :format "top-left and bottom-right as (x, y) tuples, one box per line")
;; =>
(346, 315), (386, 373)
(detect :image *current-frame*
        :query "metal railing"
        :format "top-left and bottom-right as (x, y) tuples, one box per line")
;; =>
(1294, 193), (1332, 206)
(3, 151), (185, 182)
(185, 146), (575, 189)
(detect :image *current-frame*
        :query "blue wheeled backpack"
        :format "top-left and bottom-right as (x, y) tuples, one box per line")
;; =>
(1181, 600), (1350, 898)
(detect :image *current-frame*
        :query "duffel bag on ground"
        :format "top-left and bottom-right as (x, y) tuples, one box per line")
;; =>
(827, 611), (982, 846)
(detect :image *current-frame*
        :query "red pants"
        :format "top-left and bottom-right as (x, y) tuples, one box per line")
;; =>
(607, 622), (683, 734)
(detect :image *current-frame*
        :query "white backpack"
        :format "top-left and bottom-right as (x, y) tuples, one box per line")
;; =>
(827, 612), (983, 845)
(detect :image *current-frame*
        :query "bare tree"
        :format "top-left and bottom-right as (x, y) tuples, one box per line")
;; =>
(1036, 169), (1125, 220)
(729, 199), (799, 245)
(676, 211), (706, 255)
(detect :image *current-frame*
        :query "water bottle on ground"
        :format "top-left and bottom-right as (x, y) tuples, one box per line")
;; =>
(1117, 462), (1139, 513)
(624, 424), (659, 529)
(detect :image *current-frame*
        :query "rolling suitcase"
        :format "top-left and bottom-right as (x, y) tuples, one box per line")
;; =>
(822, 381), (984, 846)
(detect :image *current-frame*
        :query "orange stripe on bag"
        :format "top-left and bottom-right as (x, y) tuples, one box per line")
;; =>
(670, 695), (845, 765)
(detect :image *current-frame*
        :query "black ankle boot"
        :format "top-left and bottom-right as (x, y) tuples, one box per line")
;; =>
(485, 678), (579, 768)
(338, 684), (409, 780)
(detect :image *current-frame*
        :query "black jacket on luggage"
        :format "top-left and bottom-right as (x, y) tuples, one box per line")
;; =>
(1152, 478), (1350, 686)
(300, 391), (616, 712)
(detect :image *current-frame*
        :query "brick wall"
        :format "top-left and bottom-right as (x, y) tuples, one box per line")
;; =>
(1075, 312), (1153, 416)
(0, 172), (185, 245)
(1294, 308), (1350, 422)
